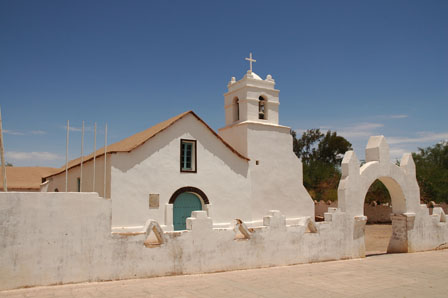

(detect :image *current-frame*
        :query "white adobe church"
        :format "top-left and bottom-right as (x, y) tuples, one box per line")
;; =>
(42, 55), (314, 232)
(3, 55), (448, 291)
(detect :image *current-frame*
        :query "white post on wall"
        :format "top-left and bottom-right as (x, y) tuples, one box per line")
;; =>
(65, 120), (69, 192)
(0, 106), (7, 192)
(103, 123), (107, 198)
(93, 122), (96, 192)
(80, 120), (84, 192)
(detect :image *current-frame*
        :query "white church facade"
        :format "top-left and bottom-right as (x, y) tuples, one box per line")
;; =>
(42, 67), (314, 233)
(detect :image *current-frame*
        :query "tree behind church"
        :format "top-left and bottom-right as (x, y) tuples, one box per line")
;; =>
(412, 141), (448, 203)
(291, 129), (352, 201)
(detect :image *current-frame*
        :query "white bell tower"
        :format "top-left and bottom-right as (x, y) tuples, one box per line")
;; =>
(218, 53), (314, 221)
(219, 53), (283, 156)
(223, 53), (280, 127)
(219, 54), (314, 219)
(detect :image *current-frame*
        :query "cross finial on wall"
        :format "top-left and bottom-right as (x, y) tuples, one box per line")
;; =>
(245, 52), (256, 73)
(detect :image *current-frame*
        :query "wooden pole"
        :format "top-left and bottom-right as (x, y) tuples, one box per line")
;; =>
(103, 123), (107, 198)
(0, 106), (7, 192)
(80, 120), (84, 192)
(93, 122), (96, 192)
(65, 120), (69, 192)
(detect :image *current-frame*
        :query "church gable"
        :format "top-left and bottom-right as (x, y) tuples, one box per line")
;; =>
(45, 111), (247, 180)
(110, 112), (252, 229)
(111, 112), (249, 175)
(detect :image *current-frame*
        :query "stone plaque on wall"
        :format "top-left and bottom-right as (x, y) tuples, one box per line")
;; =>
(149, 194), (159, 209)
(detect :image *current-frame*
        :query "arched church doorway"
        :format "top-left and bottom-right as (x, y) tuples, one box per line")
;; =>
(364, 179), (393, 255)
(169, 187), (209, 230)
(173, 192), (202, 230)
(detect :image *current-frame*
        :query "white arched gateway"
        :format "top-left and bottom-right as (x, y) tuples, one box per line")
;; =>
(338, 136), (447, 254)
(338, 135), (420, 218)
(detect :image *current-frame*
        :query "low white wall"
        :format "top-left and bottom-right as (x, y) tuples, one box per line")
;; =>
(407, 205), (448, 252)
(1, 192), (447, 291)
(0, 192), (111, 290)
(0, 192), (354, 291)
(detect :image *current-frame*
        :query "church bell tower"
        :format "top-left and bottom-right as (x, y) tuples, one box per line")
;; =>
(218, 53), (314, 220)
(222, 53), (280, 127)
(219, 53), (282, 156)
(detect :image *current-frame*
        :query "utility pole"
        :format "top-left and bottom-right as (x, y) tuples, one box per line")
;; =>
(0, 106), (7, 192)
(103, 123), (107, 198)
(93, 122), (96, 192)
(80, 120), (84, 192)
(65, 120), (69, 192)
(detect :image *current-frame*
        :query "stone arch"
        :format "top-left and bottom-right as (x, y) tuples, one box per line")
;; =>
(169, 186), (209, 205)
(338, 136), (420, 217)
(357, 167), (407, 214)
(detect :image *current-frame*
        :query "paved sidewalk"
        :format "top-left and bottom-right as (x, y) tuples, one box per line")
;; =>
(1, 250), (447, 298)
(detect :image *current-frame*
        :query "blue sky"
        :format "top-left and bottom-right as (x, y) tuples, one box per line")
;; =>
(1, 0), (447, 167)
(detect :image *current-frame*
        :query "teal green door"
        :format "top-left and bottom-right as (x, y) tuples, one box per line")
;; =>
(173, 192), (202, 230)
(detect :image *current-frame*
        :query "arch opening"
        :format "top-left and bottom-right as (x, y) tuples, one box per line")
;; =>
(233, 97), (239, 122)
(169, 186), (209, 205)
(169, 186), (209, 231)
(364, 179), (393, 255)
(362, 176), (408, 255)
(361, 176), (407, 215)
(258, 96), (266, 119)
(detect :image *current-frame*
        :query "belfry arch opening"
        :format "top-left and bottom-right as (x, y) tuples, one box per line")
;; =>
(258, 96), (266, 119)
(233, 97), (239, 122)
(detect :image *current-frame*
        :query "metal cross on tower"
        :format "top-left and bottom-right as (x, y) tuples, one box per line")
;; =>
(245, 52), (256, 73)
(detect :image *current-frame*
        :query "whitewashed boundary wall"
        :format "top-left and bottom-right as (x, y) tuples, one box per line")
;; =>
(1, 136), (447, 291)
(0, 192), (355, 291)
(338, 135), (448, 254)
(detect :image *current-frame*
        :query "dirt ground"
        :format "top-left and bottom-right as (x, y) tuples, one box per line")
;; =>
(364, 224), (392, 254)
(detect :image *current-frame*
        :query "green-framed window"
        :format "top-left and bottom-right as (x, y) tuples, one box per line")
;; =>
(180, 139), (197, 172)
